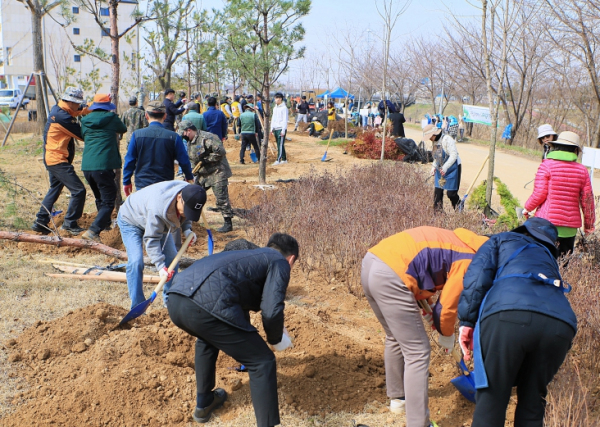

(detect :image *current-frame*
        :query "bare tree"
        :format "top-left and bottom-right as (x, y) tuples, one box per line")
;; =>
(375, 0), (411, 161)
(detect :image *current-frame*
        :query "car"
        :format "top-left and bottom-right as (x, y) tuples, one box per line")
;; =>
(0, 89), (30, 109)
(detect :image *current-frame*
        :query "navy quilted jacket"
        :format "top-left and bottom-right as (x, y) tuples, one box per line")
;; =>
(167, 247), (291, 344)
(458, 232), (577, 333)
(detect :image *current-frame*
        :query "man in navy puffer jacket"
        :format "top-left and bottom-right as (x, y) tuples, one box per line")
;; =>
(167, 233), (299, 427)
(458, 217), (576, 427)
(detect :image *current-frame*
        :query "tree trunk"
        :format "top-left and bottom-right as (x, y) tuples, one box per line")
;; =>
(31, 9), (47, 133)
(109, 0), (123, 210)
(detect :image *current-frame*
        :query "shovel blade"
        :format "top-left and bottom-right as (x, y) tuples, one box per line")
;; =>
(118, 291), (157, 326)
(451, 374), (476, 403)
(250, 151), (258, 163)
(206, 229), (214, 256)
(321, 151), (328, 162)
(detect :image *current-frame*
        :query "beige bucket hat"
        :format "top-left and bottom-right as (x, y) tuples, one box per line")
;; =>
(553, 131), (582, 149)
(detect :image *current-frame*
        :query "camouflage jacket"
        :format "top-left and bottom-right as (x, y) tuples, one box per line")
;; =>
(120, 107), (148, 145)
(188, 130), (232, 187)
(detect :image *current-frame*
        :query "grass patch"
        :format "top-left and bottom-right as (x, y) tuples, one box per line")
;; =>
(316, 138), (352, 146)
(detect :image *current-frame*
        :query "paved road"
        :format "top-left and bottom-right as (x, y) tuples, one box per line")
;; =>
(404, 127), (600, 208)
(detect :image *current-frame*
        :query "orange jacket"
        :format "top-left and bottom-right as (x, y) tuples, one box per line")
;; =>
(43, 101), (89, 166)
(369, 226), (488, 336)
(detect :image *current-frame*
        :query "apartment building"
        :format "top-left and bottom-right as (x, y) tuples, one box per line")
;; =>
(0, 0), (139, 102)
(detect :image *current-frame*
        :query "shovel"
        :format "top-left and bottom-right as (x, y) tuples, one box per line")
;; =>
(419, 300), (476, 403)
(457, 154), (489, 212)
(250, 149), (258, 163)
(118, 232), (194, 326)
(201, 210), (214, 256)
(321, 129), (334, 162)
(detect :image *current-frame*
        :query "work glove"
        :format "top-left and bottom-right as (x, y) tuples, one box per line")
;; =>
(458, 326), (474, 360)
(183, 229), (197, 245)
(437, 333), (455, 352)
(421, 309), (435, 330)
(159, 267), (175, 282)
(123, 184), (132, 197)
(522, 209), (530, 219)
(183, 104), (188, 110)
(272, 331), (293, 352)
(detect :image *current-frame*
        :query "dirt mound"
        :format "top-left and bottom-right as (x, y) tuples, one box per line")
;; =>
(1, 301), (395, 426)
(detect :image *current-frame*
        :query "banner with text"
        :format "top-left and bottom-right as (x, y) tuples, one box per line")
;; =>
(463, 104), (492, 126)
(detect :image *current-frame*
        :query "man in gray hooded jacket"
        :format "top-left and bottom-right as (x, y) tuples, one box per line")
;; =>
(117, 180), (206, 307)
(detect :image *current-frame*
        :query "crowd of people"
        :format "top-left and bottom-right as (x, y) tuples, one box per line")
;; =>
(28, 85), (593, 427)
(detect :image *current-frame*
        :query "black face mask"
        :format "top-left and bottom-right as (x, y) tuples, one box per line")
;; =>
(182, 134), (190, 142)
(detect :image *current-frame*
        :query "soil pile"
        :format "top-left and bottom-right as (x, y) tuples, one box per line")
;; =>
(2, 302), (395, 426)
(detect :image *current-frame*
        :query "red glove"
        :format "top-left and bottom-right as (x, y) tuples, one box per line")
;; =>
(458, 326), (474, 360)
(123, 184), (132, 197)
(159, 267), (174, 282)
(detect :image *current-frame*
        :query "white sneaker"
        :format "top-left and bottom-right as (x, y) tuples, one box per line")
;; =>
(272, 161), (280, 166)
(280, 160), (288, 164)
(390, 398), (405, 414)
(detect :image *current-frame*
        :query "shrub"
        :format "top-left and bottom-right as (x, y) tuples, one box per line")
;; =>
(468, 177), (520, 229)
(345, 130), (404, 161)
(245, 162), (483, 294)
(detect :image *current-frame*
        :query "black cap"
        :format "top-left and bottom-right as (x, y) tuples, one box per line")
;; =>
(164, 88), (175, 95)
(181, 184), (206, 222)
(274, 92), (283, 98)
(512, 217), (558, 257)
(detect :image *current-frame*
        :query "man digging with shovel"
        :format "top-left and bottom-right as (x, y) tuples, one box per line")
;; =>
(362, 226), (488, 427)
(167, 233), (298, 427)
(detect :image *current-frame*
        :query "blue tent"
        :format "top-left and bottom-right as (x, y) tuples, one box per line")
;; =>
(316, 90), (330, 98)
(328, 87), (354, 99)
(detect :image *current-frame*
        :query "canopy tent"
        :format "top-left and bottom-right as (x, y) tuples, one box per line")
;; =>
(316, 90), (330, 98)
(328, 87), (355, 99)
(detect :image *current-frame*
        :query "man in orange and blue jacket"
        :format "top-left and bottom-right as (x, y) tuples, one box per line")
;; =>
(362, 226), (488, 427)
(32, 87), (90, 235)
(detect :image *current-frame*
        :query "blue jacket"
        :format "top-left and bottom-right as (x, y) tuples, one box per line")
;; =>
(163, 98), (185, 131)
(458, 232), (577, 333)
(203, 106), (228, 140)
(123, 122), (193, 189)
(167, 247), (291, 344)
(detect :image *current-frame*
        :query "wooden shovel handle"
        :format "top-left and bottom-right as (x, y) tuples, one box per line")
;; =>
(464, 154), (490, 196)
(325, 129), (334, 151)
(151, 232), (194, 295)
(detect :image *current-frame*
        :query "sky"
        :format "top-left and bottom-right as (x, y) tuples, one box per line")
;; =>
(194, 0), (480, 87)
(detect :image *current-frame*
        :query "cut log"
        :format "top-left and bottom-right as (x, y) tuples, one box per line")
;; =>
(46, 272), (160, 283)
(0, 231), (197, 268)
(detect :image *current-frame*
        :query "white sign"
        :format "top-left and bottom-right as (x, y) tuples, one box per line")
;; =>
(463, 104), (492, 126)
(582, 146), (600, 170)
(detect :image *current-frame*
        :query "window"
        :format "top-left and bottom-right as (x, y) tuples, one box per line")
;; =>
(100, 7), (109, 16)
(72, 6), (79, 14)
(73, 28), (80, 35)
(74, 55), (81, 63)
(101, 28), (110, 37)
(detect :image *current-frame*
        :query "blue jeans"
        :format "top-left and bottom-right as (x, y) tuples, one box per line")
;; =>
(362, 115), (368, 127)
(117, 215), (178, 308)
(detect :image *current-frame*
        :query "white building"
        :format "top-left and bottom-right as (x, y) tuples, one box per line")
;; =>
(0, 0), (140, 103)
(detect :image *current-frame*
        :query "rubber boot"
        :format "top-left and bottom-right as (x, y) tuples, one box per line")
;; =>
(216, 217), (233, 233)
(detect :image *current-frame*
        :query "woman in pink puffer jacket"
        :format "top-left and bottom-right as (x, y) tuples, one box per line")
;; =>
(525, 131), (595, 258)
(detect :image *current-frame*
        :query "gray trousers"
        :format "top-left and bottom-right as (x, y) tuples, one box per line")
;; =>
(361, 252), (431, 427)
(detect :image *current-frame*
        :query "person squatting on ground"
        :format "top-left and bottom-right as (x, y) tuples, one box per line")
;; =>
(458, 217), (576, 427)
(239, 103), (262, 164)
(178, 120), (234, 233)
(362, 226), (488, 427)
(122, 101), (193, 196)
(80, 94), (127, 242)
(271, 92), (289, 165)
(536, 124), (558, 160)
(425, 124), (462, 211)
(117, 181), (206, 308)
(167, 233), (299, 427)
(33, 87), (89, 236)
(294, 96), (309, 131)
(524, 131), (595, 258)
(203, 97), (229, 142)
(163, 88), (187, 131)
(307, 117), (324, 137)
(120, 95), (148, 149)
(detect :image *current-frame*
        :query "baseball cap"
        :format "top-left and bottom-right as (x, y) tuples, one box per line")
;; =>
(129, 95), (138, 105)
(181, 184), (206, 222)
(177, 119), (197, 135)
(88, 93), (116, 111)
(147, 101), (166, 114)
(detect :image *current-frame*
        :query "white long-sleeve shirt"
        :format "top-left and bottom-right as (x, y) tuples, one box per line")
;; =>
(270, 102), (289, 131)
(432, 135), (461, 173)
